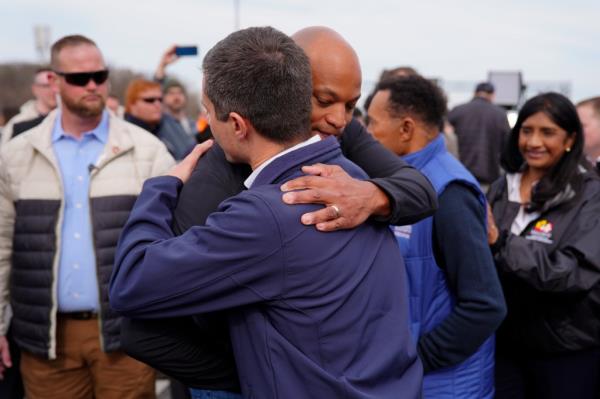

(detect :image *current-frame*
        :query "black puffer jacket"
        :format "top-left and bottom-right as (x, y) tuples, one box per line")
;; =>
(488, 170), (600, 355)
(11, 196), (137, 357)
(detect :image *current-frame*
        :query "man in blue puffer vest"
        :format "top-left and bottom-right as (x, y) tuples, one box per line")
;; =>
(367, 75), (507, 398)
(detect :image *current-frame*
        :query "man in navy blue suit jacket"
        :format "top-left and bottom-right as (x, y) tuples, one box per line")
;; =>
(110, 26), (422, 398)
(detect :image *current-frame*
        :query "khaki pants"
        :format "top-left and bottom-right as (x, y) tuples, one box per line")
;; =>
(20, 316), (155, 399)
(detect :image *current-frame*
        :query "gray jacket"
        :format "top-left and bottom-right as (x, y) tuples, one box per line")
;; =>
(448, 97), (510, 184)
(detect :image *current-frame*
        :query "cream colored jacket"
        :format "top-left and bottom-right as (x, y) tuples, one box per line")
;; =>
(0, 109), (175, 338)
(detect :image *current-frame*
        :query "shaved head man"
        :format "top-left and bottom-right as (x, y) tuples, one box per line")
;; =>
(111, 26), (422, 398)
(293, 27), (362, 138)
(119, 26), (435, 398)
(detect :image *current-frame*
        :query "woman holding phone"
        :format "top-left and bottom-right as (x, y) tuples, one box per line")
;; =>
(487, 92), (600, 399)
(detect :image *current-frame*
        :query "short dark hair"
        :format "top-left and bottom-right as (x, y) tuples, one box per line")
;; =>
(577, 96), (600, 119)
(202, 26), (312, 144)
(379, 66), (419, 82)
(501, 92), (585, 211)
(374, 75), (447, 130)
(50, 35), (97, 69)
(475, 82), (495, 94)
(164, 79), (187, 96)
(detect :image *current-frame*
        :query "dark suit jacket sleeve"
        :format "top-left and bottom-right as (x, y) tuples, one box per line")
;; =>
(172, 144), (250, 234)
(120, 143), (248, 388)
(418, 183), (506, 372)
(110, 176), (284, 318)
(119, 316), (239, 391)
(340, 119), (437, 225)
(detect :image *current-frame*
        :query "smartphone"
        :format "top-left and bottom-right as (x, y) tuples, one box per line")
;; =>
(175, 46), (198, 57)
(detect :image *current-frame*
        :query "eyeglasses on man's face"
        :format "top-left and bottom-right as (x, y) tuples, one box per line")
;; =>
(54, 70), (109, 87)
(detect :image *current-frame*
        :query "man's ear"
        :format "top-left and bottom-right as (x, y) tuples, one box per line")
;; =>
(399, 117), (415, 143)
(48, 71), (60, 95)
(229, 112), (248, 140)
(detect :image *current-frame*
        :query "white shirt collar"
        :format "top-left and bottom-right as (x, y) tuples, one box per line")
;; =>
(244, 135), (321, 188)
(506, 172), (522, 203)
(506, 172), (541, 235)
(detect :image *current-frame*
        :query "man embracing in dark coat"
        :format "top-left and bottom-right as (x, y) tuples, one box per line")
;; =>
(110, 26), (423, 399)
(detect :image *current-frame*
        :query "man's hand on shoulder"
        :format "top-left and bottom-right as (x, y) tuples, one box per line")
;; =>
(0, 335), (12, 380)
(167, 140), (213, 183)
(281, 163), (390, 232)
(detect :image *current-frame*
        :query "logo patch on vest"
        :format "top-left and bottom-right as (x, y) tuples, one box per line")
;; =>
(525, 220), (554, 244)
(391, 225), (412, 239)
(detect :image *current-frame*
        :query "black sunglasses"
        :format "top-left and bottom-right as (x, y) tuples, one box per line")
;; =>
(54, 70), (109, 87)
(140, 97), (163, 104)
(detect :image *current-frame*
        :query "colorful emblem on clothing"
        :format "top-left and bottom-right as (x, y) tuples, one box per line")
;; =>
(526, 219), (554, 244)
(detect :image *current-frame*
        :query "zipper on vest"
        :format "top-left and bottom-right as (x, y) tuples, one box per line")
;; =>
(49, 159), (64, 360)
(88, 166), (106, 352)
(89, 146), (131, 352)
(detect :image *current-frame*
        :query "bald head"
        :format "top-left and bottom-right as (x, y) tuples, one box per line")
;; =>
(291, 26), (362, 137)
(293, 27), (357, 61)
(292, 26), (361, 82)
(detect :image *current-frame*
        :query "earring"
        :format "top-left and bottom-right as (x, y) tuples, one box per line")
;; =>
(566, 147), (571, 152)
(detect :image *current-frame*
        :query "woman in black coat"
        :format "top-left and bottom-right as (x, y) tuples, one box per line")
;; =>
(487, 92), (600, 399)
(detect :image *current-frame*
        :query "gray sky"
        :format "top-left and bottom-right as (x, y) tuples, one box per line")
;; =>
(2, 0), (599, 105)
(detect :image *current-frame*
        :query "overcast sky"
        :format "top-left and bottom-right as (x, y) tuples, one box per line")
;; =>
(2, 0), (599, 106)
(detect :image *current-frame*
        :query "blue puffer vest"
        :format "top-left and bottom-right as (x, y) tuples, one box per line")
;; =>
(391, 136), (495, 398)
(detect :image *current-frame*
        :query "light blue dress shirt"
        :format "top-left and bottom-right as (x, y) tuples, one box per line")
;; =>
(52, 110), (109, 312)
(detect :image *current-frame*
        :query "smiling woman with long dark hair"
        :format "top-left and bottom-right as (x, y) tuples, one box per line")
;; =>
(487, 92), (600, 399)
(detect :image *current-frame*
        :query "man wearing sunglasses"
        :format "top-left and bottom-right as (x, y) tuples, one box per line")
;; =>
(0, 34), (175, 399)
